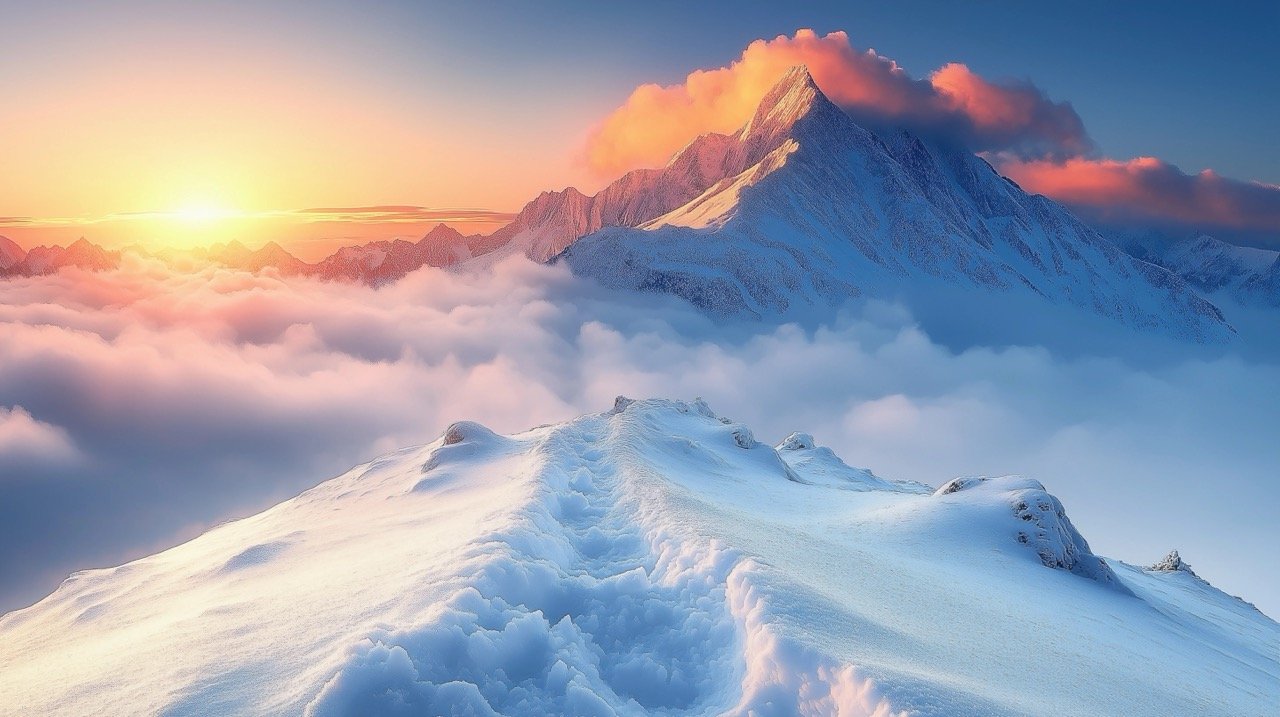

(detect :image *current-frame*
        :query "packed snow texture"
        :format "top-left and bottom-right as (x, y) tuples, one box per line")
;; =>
(1, 399), (1275, 717)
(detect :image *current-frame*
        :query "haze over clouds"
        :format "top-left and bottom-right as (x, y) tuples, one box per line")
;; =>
(0, 207), (516, 262)
(1, 256), (1276, 616)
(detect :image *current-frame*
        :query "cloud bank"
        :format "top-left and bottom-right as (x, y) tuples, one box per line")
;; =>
(0, 257), (1277, 617)
(997, 156), (1280, 239)
(585, 29), (1092, 176)
(0, 407), (79, 471)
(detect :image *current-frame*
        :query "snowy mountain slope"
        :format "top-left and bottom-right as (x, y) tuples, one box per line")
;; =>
(0, 225), (482, 285)
(1, 398), (1274, 717)
(1119, 233), (1280, 308)
(777, 432), (931, 493)
(311, 225), (477, 284)
(1161, 236), (1277, 295)
(0, 236), (24, 270)
(0, 237), (120, 276)
(559, 67), (1233, 343)
(1241, 258), (1280, 306)
(464, 128), (756, 265)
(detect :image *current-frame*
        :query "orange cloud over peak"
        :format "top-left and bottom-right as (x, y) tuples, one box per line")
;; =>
(997, 156), (1280, 233)
(585, 29), (1090, 176)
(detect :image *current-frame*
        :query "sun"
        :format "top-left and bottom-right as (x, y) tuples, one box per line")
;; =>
(131, 199), (251, 250)
(169, 202), (239, 225)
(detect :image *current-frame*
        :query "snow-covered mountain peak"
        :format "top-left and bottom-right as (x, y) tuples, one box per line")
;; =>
(737, 65), (833, 146)
(562, 68), (1235, 342)
(1112, 230), (1280, 309)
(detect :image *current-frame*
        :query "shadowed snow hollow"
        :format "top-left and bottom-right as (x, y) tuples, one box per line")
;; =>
(0, 398), (1275, 717)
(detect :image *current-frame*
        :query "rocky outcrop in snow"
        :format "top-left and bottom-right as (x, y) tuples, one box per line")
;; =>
(935, 475), (1128, 590)
(1148, 549), (1198, 576)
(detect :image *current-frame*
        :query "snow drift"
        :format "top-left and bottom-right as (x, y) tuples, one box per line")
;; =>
(0, 398), (1274, 716)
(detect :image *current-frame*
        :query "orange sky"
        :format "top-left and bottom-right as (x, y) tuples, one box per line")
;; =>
(0, 5), (615, 258)
(3, 8), (1274, 259)
(0, 210), (515, 262)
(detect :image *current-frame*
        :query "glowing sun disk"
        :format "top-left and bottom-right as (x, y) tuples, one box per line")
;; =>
(168, 202), (239, 225)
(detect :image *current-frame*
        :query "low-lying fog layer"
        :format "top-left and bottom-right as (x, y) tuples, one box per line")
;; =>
(1, 254), (1276, 616)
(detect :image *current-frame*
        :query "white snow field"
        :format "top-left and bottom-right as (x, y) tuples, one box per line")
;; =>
(0, 398), (1275, 716)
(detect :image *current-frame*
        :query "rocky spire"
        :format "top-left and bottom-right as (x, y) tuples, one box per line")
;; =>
(1149, 549), (1197, 575)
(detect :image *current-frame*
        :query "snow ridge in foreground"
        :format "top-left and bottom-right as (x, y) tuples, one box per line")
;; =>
(0, 399), (1275, 716)
(306, 404), (902, 716)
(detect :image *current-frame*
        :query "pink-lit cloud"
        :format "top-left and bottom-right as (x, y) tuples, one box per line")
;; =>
(585, 29), (1091, 175)
(997, 156), (1280, 234)
(0, 406), (79, 471)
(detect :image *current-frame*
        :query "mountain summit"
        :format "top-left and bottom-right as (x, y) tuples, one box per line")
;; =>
(557, 66), (1233, 343)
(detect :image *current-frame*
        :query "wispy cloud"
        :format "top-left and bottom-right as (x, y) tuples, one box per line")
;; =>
(290, 206), (516, 225)
(0, 207), (515, 229)
(996, 156), (1280, 238)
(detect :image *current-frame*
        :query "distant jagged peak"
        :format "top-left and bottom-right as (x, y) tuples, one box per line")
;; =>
(66, 236), (100, 252)
(255, 240), (290, 254)
(1149, 549), (1197, 576)
(0, 235), (27, 268)
(215, 239), (253, 258)
(420, 222), (466, 244)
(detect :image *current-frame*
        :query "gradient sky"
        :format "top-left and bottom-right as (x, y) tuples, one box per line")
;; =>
(2, 0), (1277, 255)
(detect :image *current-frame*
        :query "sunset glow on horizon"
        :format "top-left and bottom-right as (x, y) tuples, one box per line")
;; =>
(3, 3), (1277, 258)
(0, 205), (516, 260)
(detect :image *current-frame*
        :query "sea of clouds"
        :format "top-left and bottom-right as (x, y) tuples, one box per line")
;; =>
(1, 254), (1277, 617)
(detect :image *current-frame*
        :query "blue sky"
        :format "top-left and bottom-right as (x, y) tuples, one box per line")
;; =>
(402, 0), (1280, 182)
